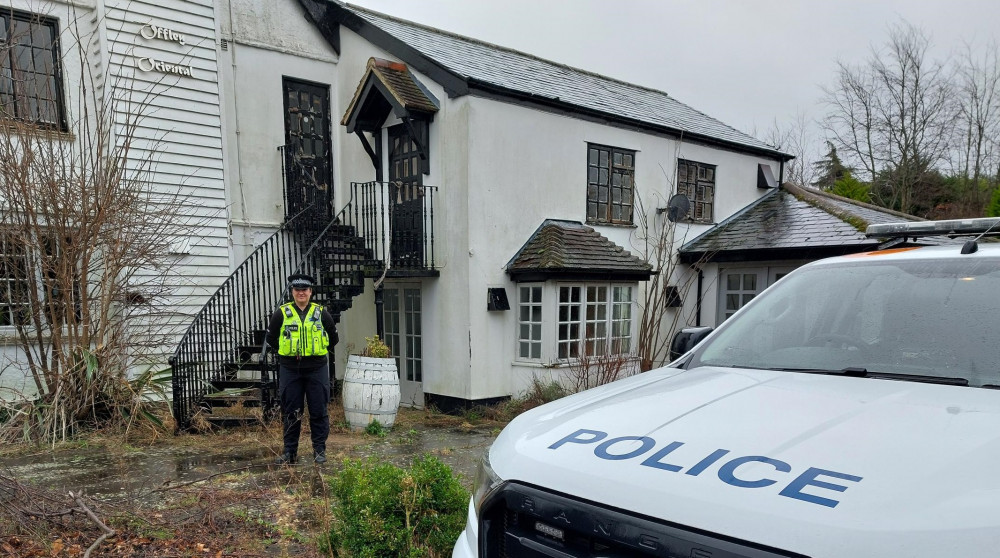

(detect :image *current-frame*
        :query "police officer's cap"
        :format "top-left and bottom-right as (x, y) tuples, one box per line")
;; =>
(288, 273), (316, 289)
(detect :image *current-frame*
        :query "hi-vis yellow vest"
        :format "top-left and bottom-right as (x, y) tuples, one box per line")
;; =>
(277, 302), (329, 357)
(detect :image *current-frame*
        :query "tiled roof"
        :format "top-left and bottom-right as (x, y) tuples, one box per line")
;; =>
(506, 220), (652, 280)
(342, 57), (439, 127)
(335, 3), (787, 158)
(679, 184), (953, 263)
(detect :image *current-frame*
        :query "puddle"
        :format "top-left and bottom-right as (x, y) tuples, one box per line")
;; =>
(0, 423), (498, 501)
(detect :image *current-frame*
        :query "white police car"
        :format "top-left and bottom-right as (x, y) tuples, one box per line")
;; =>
(453, 218), (1000, 557)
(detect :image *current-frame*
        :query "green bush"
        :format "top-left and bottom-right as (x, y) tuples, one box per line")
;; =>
(324, 455), (470, 557)
(365, 418), (387, 437)
(831, 172), (870, 203)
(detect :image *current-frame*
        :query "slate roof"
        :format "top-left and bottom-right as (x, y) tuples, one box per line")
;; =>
(679, 183), (953, 263)
(506, 220), (653, 281)
(306, 1), (790, 159)
(342, 57), (439, 126)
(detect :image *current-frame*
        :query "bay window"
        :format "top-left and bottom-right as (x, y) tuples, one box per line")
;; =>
(517, 282), (636, 363)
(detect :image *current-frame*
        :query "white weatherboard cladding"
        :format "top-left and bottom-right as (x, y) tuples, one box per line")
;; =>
(105, 0), (228, 335)
(464, 97), (781, 399)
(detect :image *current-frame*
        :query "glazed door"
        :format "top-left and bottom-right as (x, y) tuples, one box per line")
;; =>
(283, 77), (332, 219)
(383, 284), (423, 407)
(387, 124), (424, 268)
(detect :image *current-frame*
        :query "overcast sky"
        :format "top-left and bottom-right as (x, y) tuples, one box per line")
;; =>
(346, 0), (1000, 155)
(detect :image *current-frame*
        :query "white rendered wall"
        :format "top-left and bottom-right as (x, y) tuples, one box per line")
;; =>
(215, 0), (339, 265)
(463, 96), (783, 400)
(332, 28), (472, 397)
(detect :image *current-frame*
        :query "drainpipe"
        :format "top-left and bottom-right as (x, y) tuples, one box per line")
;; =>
(375, 286), (385, 339)
(779, 159), (785, 187)
(374, 130), (385, 340)
(695, 266), (704, 327)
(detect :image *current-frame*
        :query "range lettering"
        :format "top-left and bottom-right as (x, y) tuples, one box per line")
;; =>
(548, 428), (862, 508)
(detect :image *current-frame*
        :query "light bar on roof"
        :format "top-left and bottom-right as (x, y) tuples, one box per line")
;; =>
(866, 217), (1000, 239)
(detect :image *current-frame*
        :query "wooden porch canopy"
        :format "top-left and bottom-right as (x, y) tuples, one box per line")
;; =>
(342, 57), (439, 173)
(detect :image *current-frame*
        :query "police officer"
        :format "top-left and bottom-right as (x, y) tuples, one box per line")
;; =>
(265, 273), (338, 464)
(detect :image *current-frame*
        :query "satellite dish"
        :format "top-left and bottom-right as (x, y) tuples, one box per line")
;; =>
(666, 194), (690, 222)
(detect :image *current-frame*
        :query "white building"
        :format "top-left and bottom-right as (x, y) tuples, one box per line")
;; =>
(1, 0), (795, 425)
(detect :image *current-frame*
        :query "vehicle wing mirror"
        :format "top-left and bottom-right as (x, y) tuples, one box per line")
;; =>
(669, 327), (714, 361)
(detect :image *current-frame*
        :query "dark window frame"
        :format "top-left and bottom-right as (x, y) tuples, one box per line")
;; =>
(0, 231), (81, 327)
(0, 9), (66, 130)
(587, 144), (635, 225)
(677, 159), (716, 223)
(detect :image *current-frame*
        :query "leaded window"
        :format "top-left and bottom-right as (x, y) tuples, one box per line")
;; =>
(557, 286), (583, 359)
(677, 159), (716, 223)
(0, 10), (64, 128)
(610, 286), (633, 353)
(0, 237), (29, 326)
(587, 144), (635, 225)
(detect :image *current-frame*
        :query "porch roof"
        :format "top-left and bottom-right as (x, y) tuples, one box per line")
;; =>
(506, 220), (653, 282)
(678, 183), (953, 264)
(342, 57), (439, 132)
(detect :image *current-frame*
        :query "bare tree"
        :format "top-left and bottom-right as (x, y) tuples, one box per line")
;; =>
(630, 153), (716, 372)
(822, 21), (955, 214)
(759, 112), (816, 187)
(951, 40), (1000, 211)
(0, 9), (200, 443)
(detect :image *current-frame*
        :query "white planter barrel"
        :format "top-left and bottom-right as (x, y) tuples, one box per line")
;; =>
(343, 355), (401, 430)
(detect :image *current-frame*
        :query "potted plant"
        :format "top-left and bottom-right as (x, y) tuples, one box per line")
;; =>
(342, 335), (401, 431)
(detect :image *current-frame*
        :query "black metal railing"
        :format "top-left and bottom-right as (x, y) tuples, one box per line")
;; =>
(169, 205), (316, 431)
(170, 180), (440, 431)
(350, 181), (438, 271)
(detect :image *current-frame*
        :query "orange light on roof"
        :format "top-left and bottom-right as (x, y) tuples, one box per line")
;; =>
(847, 247), (922, 257)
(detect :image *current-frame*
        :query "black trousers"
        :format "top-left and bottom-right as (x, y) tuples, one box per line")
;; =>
(278, 362), (330, 455)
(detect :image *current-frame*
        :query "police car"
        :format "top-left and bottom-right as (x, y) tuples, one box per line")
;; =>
(453, 218), (1000, 558)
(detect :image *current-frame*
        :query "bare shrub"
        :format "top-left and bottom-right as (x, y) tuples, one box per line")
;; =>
(0, 10), (204, 443)
(566, 350), (637, 393)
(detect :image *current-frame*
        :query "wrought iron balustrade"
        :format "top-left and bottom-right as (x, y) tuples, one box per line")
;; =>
(347, 180), (438, 272)
(170, 180), (440, 431)
(169, 205), (315, 431)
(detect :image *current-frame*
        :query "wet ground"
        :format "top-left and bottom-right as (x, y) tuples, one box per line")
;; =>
(1, 410), (499, 500)
(0, 408), (502, 556)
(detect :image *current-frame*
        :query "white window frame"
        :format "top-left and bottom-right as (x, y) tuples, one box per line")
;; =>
(0, 236), (30, 327)
(516, 284), (543, 360)
(717, 265), (797, 324)
(515, 281), (638, 364)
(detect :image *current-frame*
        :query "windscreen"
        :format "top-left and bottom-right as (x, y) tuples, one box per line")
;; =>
(689, 256), (1000, 386)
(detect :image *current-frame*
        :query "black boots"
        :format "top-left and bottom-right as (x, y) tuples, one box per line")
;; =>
(275, 451), (326, 464)
(275, 452), (297, 465)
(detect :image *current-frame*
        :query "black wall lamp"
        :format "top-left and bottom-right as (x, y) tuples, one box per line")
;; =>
(487, 287), (510, 311)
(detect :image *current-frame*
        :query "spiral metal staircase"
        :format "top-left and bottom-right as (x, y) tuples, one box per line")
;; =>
(169, 181), (437, 431)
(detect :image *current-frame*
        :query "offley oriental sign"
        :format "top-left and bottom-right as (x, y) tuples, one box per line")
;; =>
(136, 23), (195, 78)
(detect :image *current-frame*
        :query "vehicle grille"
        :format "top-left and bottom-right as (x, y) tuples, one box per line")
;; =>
(479, 482), (808, 558)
